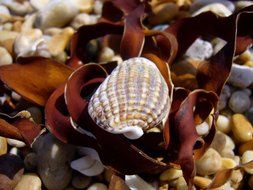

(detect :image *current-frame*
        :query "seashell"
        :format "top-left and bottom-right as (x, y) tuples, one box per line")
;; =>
(88, 57), (170, 139)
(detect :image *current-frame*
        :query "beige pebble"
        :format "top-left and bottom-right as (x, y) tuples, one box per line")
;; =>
(0, 30), (18, 54)
(73, 0), (94, 13)
(248, 175), (253, 189)
(13, 173), (41, 190)
(47, 27), (74, 56)
(231, 114), (253, 143)
(176, 177), (188, 190)
(159, 168), (182, 181)
(21, 14), (37, 33)
(44, 28), (63, 36)
(239, 140), (253, 155)
(98, 47), (115, 63)
(3, 23), (13, 31)
(192, 3), (232, 17)
(193, 176), (212, 189)
(216, 114), (231, 133)
(149, 3), (179, 25)
(0, 47), (12, 66)
(238, 49), (253, 62)
(196, 148), (222, 176)
(111, 55), (123, 64)
(71, 13), (98, 30)
(221, 157), (237, 169)
(245, 60), (253, 67)
(242, 150), (253, 174)
(230, 170), (243, 186)
(87, 183), (107, 190)
(0, 137), (7, 155)
(196, 121), (210, 136)
(30, 0), (50, 10)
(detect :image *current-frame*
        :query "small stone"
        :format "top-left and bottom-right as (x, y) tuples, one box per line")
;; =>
(94, 0), (103, 15)
(0, 5), (10, 22)
(71, 155), (104, 176)
(47, 27), (74, 56)
(30, 0), (50, 10)
(196, 121), (210, 136)
(13, 173), (42, 190)
(186, 38), (213, 61)
(3, 23), (13, 31)
(0, 136), (7, 155)
(11, 92), (21, 101)
(35, 0), (79, 30)
(98, 47), (115, 62)
(159, 168), (182, 181)
(242, 150), (253, 174)
(230, 170), (243, 186)
(87, 183), (108, 190)
(21, 14), (37, 33)
(244, 60), (253, 67)
(216, 114), (231, 133)
(125, 175), (155, 190)
(71, 173), (91, 189)
(24, 152), (38, 171)
(231, 114), (253, 143)
(0, 47), (12, 66)
(193, 176), (212, 189)
(73, 0), (94, 13)
(34, 134), (75, 190)
(176, 177), (188, 190)
(246, 107), (253, 124)
(7, 138), (26, 148)
(196, 148), (222, 176)
(149, 3), (179, 25)
(2, 0), (34, 16)
(192, 3), (232, 17)
(190, 0), (235, 12)
(235, 1), (253, 11)
(221, 158), (237, 169)
(111, 55), (123, 64)
(228, 64), (253, 88)
(9, 147), (19, 155)
(71, 13), (99, 30)
(229, 90), (251, 113)
(218, 85), (231, 110)
(0, 30), (18, 54)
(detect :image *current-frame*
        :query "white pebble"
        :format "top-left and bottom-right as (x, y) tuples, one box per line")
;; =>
(191, 0), (235, 12)
(0, 47), (12, 66)
(71, 13), (99, 30)
(229, 90), (251, 113)
(242, 151), (253, 174)
(216, 115), (231, 133)
(30, 0), (50, 10)
(87, 183), (107, 190)
(196, 122), (210, 136)
(7, 138), (26, 148)
(186, 38), (213, 60)
(125, 175), (155, 190)
(192, 3), (232, 17)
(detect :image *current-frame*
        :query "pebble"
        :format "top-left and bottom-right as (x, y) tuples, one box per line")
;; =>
(21, 14), (37, 33)
(218, 85), (231, 110)
(229, 90), (251, 113)
(2, 0), (34, 16)
(176, 177), (188, 190)
(231, 114), (253, 143)
(98, 47), (115, 62)
(196, 148), (222, 176)
(193, 176), (212, 189)
(13, 173), (42, 190)
(94, 0), (103, 15)
(230, 170), (243, 186)
(192, 3), (232, 17)
(0, 47), (12, 66)
(35, 0), (79, 30)
(216, 114), (231, 133)
(159, 168), (182, 181)
(71, 173), (91, 189)
(241, 150), (253, 174)
(0, 136), (7, 155)
(34, 134), (75, 190)
(246, 107), (253, 124)
(0, 5), (10, 22)
(190, 0), (235, 12)
(30, 0), (50, 10)
(228, 64), (253, 88)
(196, 121), (210, 136)
(149, 3), (179, 25)
(71, 155), (104, 176)
(73, 0), (94, 13)
(185, 38), (213, 61)
(0, 30), (18, 54)
(71, 13), (99, 30)
(87, 183), (108, 190)
(7, 138), (26, 148)
(24, 152), (38, 171)
(221, 157), (237, 169)
(125, 175), (155, 190)
(9, 147), (19, 155)
(47, 27), (74, 56)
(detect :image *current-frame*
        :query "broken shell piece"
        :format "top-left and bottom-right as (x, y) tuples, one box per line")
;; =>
(88, 57), (170, 139)
(71, 156), (104, 176)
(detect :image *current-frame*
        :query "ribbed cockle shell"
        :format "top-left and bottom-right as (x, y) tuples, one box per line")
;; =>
(88, 57), (170, 139)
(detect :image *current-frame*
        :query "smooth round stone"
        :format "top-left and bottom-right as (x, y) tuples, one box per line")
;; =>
(191, 0), (235, 12)
(211, 131), (235, 155)
(71, 13), (98, 30)
(34, 134), (75, 190)
(125, 175), (155, 190)
(221, 158), (237, 169)
(0, 5), (10, 22)
(196, 148), (222, 176)
(196, 121), (210, 136)
(24, 152), (38, 170)
(13, 173), (41, 190)
(149, 3), (179, 25)
(9, 147), (19, 155)
(7, 138), (26, 148)
(246, 107), (253, 124)
(0, 46), (12, 66)
(192, 3), (232, 17)
(231, 114), (253, 142)
(193, 176), (212, 189)
(218, 85), (231, 110)
(160, 168), (182, 181)
(0, 136), (7, 155)
(186, 38), (213, 61)
(87, 183), (108, 190)
(98, 47), (115, 62)
(176, 177), (188, 190)
(230, 170), (243, 186)
(235, 1), (253, 10)
(242, 151), (253, 174)
(94, 0), (103, 15)
(216, 114), (231, 133)
(30, 0), (50, 10)
(229, 91), (251, 113)
(35, 0), (79, 30)
(71, 174), (91, 189)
